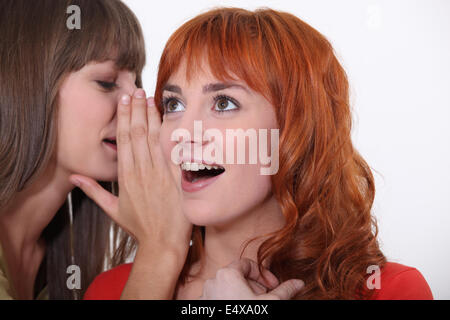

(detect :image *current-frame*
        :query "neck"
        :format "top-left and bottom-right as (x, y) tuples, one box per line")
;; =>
(0, 160), (74, 299)
(199, 194), (285, 280)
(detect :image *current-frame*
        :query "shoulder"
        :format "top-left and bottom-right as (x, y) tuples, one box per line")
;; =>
(84, 263), (133, 300)
(370, 262), (433, 300)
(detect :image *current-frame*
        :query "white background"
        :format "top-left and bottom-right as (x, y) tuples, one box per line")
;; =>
(122, 0), (450, 299)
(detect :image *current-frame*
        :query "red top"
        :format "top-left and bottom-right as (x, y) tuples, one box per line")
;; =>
(83, 262), (433, 300)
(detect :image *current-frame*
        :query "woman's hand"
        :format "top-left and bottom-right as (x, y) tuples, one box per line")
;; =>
(199, 259), (304, 300)
(70, 89), (190, 251)
(69, 89), (192, 299)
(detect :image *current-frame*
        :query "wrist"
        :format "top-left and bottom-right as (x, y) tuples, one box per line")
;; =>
(120, 243), (188, 300)
(135, 240), (188, 272)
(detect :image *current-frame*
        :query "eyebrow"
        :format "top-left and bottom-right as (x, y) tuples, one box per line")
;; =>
(163, 84), (182, 94)
(202, 82), (248, 93)
(162, 82), (248, 95)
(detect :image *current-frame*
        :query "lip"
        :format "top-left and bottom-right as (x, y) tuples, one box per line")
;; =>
(181, 171), (222, 192)
(102, 141), (117, 152)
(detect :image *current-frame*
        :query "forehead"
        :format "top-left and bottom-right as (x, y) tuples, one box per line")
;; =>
(167, 57), (241, 88)
(79, 60), (137, 79)
(82, 60), (118, 71)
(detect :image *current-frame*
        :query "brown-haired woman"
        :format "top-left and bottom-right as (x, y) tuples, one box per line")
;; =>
(84, 7), (433, 300)
(0, 0), (191, 300)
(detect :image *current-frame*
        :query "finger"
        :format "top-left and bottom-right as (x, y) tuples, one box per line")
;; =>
(147, 97), (165, 166)
(247, 279), (268, 295)
(130, 89), (151, 169)
(267, 279), (304, 300)
(228, 259), (279, 289)
(69, 174), (119, 220)
(117, 94), (135, 179)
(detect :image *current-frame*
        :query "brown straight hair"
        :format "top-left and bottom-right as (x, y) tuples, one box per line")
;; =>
(0, 0), (144, 299)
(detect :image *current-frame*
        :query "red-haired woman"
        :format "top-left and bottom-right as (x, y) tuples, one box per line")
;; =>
(83, 8), (433, 300)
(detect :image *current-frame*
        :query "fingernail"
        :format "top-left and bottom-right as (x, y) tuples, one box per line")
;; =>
(121, 94), (130, 105)
(70, 177), (81, 187)
(134, 89), (146, 99)
(294, 280), (305, 289)
(147, 98), (155, 108)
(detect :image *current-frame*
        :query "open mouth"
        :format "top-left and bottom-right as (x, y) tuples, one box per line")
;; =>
(181, 162), (225, 183)
(103, 138), (117, 146)
(103, 137), (117, 151)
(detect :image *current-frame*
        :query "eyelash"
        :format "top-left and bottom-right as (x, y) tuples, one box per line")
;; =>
(161, 94), (182, 114)
(162, 94), (240, 114)
(213, 94), (240, 113)
(96, 81), (117, 91)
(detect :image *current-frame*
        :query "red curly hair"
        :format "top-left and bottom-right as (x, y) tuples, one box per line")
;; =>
(154, 7), (386, 299)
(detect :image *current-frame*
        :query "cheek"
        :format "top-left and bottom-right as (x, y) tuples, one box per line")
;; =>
(60, 97), (104, 131)
(160, 123), (182, 182)
(56, 87), (117, 178)
(160, 124), (175, 162)
(226, 163), (272, 208)
(59, 94), (105, 144)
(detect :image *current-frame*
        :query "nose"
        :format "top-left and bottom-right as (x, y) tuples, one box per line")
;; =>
(176, 107), (207, 145)
(118, 71), (139, 98)
(173, 107), (221, 163)
(112, 73), (138, 126)
(122, 81), (138, 97)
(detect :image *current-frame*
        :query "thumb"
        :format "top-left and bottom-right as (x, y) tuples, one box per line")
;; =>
(69, 174), (119, 219)
(266, 279), (304, 300)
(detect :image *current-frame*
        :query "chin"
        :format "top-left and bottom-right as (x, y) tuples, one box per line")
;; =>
(183, 203), (241, 227)
(75, 165), (118, 182)
(92, 170), (118, 182)
(183, 201), (211, 225)
(97, 173), (118, 182)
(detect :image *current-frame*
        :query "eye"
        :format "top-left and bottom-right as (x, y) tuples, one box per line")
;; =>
(96, 81), (117, 90)
(163, 97), (185, 113)
(214, 95), (240, 112)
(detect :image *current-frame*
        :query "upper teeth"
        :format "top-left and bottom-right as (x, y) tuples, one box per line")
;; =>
(181, 162), (221, 171)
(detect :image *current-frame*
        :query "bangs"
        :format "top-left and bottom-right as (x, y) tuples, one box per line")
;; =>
(67, 0), (146, 82)
(156, 8), (275, 104)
